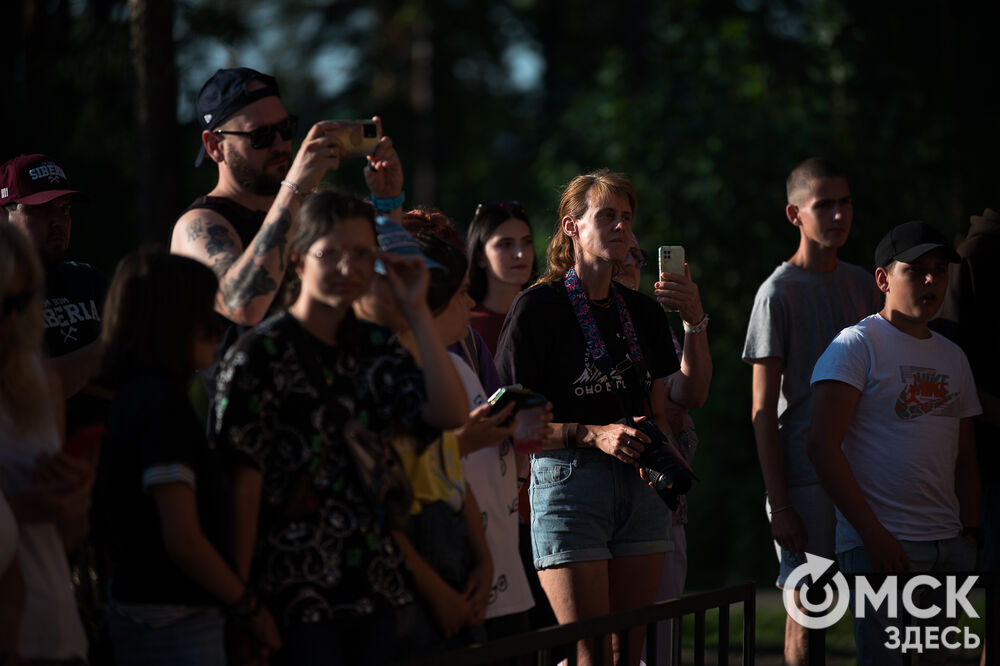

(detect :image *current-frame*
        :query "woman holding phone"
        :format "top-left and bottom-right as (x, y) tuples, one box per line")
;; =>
(494, 170), (685, 666)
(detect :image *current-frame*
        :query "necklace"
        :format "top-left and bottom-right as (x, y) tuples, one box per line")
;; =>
(588, 295), (613, 309)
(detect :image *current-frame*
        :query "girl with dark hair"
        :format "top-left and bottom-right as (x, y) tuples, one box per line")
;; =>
(495, 170), (688, 666)
(465, 201), (537, 355)
(96, 247), (280, 665)
(215, 191), (466, 665)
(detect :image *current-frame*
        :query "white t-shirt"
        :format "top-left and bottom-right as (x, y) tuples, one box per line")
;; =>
(449, 352), (534, 619)
(811, 314), (982, 552)
(0, 381), (88, 660)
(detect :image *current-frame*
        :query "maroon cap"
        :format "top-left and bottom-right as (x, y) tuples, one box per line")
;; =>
(0, 154), (88, 206)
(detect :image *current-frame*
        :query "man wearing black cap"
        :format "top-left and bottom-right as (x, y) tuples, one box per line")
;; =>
(807, 221), (982, 665)
(171, 67), (405, 328)
(0, 153), (105, 401)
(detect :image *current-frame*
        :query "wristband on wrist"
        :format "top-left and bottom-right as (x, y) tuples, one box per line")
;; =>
(227, 586), (260, 620)
(280, 179), (307, 202)
(371, 190), (405, 211)
(769, 504), (793, 516)
(682, 313), (709, 335)
(562, 423), (577, 449)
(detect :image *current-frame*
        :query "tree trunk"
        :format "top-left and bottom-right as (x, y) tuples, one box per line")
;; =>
(128, 0), (178, 242)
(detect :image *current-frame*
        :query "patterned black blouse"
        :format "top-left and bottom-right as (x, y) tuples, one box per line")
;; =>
(215, 310), (433, 625)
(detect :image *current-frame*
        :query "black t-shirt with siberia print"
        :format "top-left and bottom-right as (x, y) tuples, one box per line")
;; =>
(495, 279), (678, 427)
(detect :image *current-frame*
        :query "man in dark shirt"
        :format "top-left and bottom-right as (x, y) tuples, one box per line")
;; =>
(171, 67), (406, 328)
(1, 153), (106, 421)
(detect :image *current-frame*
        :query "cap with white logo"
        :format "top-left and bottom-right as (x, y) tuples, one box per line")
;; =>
(0, 154), (88, 206)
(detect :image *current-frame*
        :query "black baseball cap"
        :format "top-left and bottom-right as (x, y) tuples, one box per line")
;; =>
(194, 67), (281, 166)
(875, 220), (960, 268)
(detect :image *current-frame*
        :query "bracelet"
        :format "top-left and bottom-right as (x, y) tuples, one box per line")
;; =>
(371, 190), (405, 211)
(227, 586), (260, 620)
(280, 179), (307, 202)
(562, 423), (577, 449)
(682, 313), (709, 335)
(769, 504), (793, 516)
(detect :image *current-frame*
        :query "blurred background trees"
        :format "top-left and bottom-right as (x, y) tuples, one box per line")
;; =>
(4, 0), (999, 590)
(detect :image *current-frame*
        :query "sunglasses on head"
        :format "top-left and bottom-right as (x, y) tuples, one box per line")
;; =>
(0, 290), (33, 320)
(474, 201), (528, 221)
(214, 115), (299, 149)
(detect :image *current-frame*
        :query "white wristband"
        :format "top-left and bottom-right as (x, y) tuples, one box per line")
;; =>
(682, 313), (709, 335)
(280, 179), (307, 202)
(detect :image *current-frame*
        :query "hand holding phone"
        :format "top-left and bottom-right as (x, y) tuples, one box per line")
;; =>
(658, 245), (685, 312)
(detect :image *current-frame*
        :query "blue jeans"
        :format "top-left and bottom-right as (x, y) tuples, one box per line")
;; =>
(838, 537), (976, 666)
(107, 603), (225, 666)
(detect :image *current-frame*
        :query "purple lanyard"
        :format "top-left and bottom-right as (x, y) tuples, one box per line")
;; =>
(563, 267), (644, 365)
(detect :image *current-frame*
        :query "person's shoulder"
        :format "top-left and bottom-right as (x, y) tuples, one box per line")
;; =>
(511, 280), (565, 313)
(350, 317), (401, 351)
(51, 260), (104, 281)
(835, 260), (876, 283)
(752, 262), (800, 296)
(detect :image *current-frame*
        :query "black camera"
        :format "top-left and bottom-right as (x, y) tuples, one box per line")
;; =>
(634, 420), (695, 511)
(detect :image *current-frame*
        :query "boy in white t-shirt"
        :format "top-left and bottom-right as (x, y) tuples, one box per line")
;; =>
(808, 221), (982, 665)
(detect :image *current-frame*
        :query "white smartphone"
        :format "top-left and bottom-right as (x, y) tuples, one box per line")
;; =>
(658, 245), (685, 312)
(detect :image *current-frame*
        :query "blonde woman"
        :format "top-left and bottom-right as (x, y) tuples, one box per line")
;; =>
(0, 221), (91, 664)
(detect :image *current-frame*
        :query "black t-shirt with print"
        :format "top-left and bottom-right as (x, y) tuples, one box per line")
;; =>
(495, 279), (679, 426)
(96, 375), (227, 606)
(215, 311), (434, 626)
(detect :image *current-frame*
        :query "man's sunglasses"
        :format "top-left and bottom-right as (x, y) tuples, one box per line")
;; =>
(474, 201), (528, 221)
(214, 115), (299, 149)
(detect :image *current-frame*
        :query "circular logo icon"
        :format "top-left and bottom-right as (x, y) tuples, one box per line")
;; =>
(782, 553), (850, 629)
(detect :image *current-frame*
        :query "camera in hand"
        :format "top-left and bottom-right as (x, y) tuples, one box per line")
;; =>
(487, 384), (547, 425)
(634, 419), (694, 511)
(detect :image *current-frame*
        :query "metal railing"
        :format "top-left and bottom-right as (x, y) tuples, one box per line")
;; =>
(406, 582), (756, 666)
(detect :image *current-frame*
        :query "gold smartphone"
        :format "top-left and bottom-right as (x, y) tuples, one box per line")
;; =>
(330, 120), (381, 157)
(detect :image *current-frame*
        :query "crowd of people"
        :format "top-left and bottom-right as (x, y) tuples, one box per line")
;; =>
(0, 65), (995, 666)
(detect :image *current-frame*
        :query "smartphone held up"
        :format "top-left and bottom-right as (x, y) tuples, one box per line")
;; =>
(330, 120), (381, 157)
(658, 245), (685, 312)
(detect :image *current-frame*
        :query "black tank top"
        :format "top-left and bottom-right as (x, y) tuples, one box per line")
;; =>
(178, 195), (268, 433)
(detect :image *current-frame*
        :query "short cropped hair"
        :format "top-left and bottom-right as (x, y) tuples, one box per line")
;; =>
(786, 158), (846, 204)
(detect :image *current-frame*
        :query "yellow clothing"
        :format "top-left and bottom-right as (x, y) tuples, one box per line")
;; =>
(393, 431), (465, 515)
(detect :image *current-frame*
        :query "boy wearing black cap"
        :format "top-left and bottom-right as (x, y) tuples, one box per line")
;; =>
(807, 221), (982, 665)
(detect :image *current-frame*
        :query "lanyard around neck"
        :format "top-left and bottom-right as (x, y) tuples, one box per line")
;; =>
(563, 267), (644, 365)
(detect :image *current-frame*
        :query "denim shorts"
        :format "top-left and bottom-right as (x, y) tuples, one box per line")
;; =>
(529, 449), (671, 569)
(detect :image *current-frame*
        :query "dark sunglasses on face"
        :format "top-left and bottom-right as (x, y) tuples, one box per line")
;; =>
(214, 115), (299, 149)
(474, 201), (528, 221)
(0, 290), (33, 319)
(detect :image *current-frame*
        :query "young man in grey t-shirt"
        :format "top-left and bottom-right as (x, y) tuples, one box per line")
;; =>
(742, 158), (881, 665)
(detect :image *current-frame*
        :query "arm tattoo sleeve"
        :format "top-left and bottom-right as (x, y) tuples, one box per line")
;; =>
(217, 207), (292, 313)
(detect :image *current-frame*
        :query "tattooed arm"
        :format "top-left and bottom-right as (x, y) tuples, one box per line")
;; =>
(171, 200), (294, 326)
